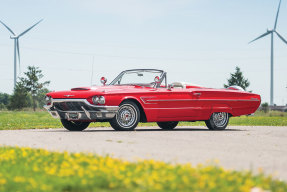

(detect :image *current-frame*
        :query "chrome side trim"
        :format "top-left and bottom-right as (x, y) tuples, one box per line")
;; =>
(145, 99), (260, 102)
(140, 97), (259, 104)
(147, 107), (202, 110)
(140, 96), (157, 104)
(196, 99), (260, 102)
(147, 99), (193, 102)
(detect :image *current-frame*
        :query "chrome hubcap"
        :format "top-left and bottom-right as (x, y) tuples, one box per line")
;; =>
(116, 104), (137, 128)
(213, 112), (228, 127)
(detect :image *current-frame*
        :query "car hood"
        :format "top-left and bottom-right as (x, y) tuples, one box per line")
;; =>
(47, 85), (153, 99)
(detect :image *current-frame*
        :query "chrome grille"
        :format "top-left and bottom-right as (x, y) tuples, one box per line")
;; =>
(53, 101), (97, 111)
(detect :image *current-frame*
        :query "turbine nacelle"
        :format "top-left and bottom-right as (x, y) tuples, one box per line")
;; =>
(10, 36), (18, 39)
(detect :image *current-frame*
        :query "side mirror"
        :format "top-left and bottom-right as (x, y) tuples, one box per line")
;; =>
(100, 77), (107, 86)
(167, 84), (174, 91)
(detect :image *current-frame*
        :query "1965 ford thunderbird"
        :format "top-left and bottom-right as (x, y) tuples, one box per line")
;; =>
(44, 69), (261, 131)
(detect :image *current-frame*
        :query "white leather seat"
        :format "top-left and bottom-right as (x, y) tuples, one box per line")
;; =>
(171, 82), (186, 89)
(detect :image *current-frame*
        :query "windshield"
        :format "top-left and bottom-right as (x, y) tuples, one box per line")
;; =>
(110, 69), (165, 87)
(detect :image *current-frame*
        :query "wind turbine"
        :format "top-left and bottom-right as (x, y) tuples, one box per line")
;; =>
(0, 19), (43, 89)
(249, 0), (287, 106)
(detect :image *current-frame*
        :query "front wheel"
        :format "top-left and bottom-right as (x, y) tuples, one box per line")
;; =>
(157, 121), (178, 130)
(205, 112), (229, 130)
(61, 119), (90, 131)
(109, 101), (140, 131)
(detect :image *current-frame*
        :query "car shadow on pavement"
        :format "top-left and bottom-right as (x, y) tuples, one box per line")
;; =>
(134, 128), (243, 132)
(42, 127), (244, 132)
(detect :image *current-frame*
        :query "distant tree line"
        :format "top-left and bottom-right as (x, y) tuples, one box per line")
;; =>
(0, 65), (277, 112)
(0, 66), (50, 111)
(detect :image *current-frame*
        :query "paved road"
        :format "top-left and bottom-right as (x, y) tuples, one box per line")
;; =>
(0, 126), (287, 180)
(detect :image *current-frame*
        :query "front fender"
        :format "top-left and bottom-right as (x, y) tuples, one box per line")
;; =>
(120, 96), (144, 106)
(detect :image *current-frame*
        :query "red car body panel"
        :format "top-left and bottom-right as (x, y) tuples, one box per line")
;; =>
(47, 84), (261, 122)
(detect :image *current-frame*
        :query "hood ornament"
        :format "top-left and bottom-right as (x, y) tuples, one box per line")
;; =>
(64, 95), (74, 98)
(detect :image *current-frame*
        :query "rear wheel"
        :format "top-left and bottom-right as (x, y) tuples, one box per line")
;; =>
(205, 112), (229, 130)
(61, 119), (90, 131)
(157, 121), (178, 130)
(109, 101), (140, 131)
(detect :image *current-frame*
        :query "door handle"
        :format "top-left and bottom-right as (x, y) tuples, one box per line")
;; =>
(193, 93), (201, 96)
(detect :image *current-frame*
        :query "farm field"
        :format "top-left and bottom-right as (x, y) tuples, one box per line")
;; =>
(0, 146), (286, 192)
(0, 110), (286, 130)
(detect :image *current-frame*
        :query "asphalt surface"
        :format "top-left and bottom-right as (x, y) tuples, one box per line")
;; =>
(0, 126), (287, 180)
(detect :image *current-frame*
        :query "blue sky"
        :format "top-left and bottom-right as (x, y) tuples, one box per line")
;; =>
(0, 0), (287, 105)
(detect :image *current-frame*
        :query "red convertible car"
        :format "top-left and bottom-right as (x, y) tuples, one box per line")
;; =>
(44, 69), (261, 131)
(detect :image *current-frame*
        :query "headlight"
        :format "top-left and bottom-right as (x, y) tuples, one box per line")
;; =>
(92, 96), (105, 105)
(92, 96), (99, 104)
(99, 96), (105, 104)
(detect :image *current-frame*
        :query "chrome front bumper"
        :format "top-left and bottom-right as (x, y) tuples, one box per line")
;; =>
(44, 99), (119, 121)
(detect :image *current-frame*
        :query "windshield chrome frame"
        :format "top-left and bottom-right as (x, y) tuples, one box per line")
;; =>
(109, 69), (167, 88)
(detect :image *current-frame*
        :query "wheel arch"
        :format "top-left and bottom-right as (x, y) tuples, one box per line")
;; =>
(120, 97), (147, 122)
(210, 104), (234, 117)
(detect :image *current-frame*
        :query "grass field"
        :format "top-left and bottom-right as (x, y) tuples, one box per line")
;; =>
(0, 110), (286, 130)
(0, 146), (286, 192)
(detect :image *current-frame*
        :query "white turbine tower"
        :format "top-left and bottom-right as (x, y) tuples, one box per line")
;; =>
(0, 19), (43, 89)
(249, 0), (287, 106)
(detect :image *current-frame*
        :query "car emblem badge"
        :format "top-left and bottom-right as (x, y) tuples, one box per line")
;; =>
(64, 95), (74, 98)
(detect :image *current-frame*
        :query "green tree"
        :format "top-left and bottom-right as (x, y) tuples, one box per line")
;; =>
(224, 66), (250, 90)
(7, 81), (32, 110)
(37, 88), (50, 108)
(0, 92), (10, 109)
(20, 66), (50, 111)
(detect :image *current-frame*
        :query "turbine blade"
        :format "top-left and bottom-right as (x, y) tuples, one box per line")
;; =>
(274, 0), (282, 30)
(275, 31), (287, 45)
(18, 19), (43, 38)
(16, 39), (21, 73)
(0, 20), (15, 35)
(249, 31), (272, 44)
